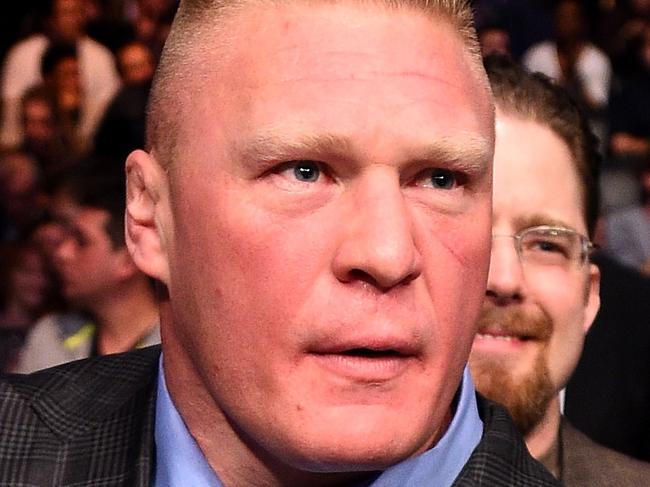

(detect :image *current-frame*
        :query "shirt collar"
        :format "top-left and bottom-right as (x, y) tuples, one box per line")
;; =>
(154, 358), (223, 486)
(154, 358), (482, 487)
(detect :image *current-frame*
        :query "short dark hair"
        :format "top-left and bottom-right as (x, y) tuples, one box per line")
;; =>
(484, 55), (601, 238)
(54, 157), (126, 249)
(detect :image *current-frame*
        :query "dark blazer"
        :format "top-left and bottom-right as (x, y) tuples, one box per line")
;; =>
(565, 254), (650, 461)
(0, 346), (558, 486)
(562, 419), (650, 486)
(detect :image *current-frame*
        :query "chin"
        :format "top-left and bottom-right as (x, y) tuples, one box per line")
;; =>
(270, 407), (436, 473)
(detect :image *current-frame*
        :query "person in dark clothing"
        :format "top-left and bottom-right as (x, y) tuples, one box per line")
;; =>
(565, 252), (650, 462)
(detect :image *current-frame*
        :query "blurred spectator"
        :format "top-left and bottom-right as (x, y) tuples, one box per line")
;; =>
(523, 0), (612, 131)
(94, 40), (154, 161)
(0, 150), (43, 242)
(603, 159), (650, 274)
(124, 0), (178, 60)
(472, 0), (554, 60)
(478, 23), (512, 58)
(20, 84), (76, 175)
(608, 25), (650, 160)
(84, 0), (136, 53)
(1, 0), (119, 150)
(93, 80), (151, 162)
(0, 5), (38, 65)
(116, 40), (155, 86)
(40, 42), (84, 153)
(566, 252), (650, 462)
(598, 0), (650, 74)
(0, 239), (57, 372)
(13, 158), (160, 373)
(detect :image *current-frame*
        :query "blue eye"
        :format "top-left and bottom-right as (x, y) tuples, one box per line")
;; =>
(293, 161), (320, 182)
(430, 169), (456, 189)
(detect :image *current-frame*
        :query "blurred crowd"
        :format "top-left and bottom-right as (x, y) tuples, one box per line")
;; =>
(474, 0), (650, 272)
(0, 0), (648, 418)
(0, 0), (172, 372)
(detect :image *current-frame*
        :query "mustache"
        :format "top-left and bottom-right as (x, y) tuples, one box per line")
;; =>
(476, 305), (553, 341)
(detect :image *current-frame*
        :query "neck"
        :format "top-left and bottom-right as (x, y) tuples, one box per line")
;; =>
(89, 278), (158, 355)
(524, 395), (562, 462)
(160, 303), (369, 487)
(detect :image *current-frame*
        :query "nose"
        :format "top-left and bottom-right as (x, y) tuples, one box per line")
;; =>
(52, 234), (75, 269)
(331, 169), (421, 291)
(486, 236), (525, 305)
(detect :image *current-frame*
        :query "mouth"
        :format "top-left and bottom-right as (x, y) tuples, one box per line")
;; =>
(475, 331), (535, 342)
(309, 341), (419, 382)
(473, 328), (539, 354)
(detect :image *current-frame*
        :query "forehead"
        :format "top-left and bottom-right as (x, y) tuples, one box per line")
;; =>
(492, 113), (585, 232)
(170, 2), (492, 161)
(54, 0), (80, 14)
(122, 43), (150, 58)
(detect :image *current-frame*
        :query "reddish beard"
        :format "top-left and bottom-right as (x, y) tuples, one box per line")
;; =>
(470, 305), (555, 436)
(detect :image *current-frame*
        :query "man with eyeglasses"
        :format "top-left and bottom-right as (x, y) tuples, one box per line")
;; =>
(469, 56), (650, 485)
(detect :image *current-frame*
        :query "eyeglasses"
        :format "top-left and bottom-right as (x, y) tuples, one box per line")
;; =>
(492, 225), (595, 268)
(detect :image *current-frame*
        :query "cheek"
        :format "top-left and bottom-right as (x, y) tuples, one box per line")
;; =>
(422, 207), (491, 308)
(534, 278), (588, 387)
(168, 185), (336, 344)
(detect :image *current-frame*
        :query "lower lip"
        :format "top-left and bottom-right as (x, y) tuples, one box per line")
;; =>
(309, 353), (414, 382)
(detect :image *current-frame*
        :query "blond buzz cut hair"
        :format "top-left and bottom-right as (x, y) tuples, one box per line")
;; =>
(146, 0), (482, 167)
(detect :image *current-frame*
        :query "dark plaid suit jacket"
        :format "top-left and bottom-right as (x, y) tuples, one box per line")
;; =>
(0, 346), (559, 486)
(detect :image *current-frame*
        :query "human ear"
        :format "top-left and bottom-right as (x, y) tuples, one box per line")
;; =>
(582, 263), (601, 334)
(125, 149), (171, 285)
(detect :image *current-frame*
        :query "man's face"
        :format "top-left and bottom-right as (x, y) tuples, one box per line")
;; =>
(469, 112), (599, 433)
(52, 57), (80, 94)
(479, 29), (511, 58)
(51, 194), (128, 307)
(23, 99), (55, 150)
(118, 43), (155, 85)
(51, 0), (85, 42)
(150, 3), (493, 473)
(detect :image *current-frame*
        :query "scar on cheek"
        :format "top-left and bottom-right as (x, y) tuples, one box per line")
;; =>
(438, 236), (480, 268)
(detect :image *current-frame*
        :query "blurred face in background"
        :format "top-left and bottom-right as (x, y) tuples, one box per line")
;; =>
(50, 0), (86, 43)
(118, 42), (155, 85)
(554, 0), (585, 42)
(631, 0), (650, 15)
(470, 111), (600, 434)
(12, 248), (51, 318)
(0, 153), (39, 227)
(479, 28), (511, 58)
(23, 97), (56, 152)
(50, 193), (129, 307)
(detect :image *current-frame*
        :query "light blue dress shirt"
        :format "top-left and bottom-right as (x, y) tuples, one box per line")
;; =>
(154, 359), (482, 486)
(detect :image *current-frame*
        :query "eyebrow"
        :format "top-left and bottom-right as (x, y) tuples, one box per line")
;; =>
(235, 129), (492, 173)
(413, 134), (492, 174)
(237, 131), (353, 166)
(512, 214), (578, 233)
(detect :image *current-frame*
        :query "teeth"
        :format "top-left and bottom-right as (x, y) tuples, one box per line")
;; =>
(477, 333), (515, 341)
